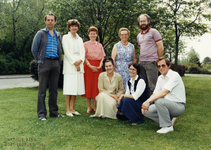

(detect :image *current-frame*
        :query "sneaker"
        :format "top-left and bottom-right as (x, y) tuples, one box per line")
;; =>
(50, 114), (64, 118)
(56, 114), (64, 117)
(171, 117), (178, 126)
(39, 117), (46, 121)
(156, 126), (174, 134)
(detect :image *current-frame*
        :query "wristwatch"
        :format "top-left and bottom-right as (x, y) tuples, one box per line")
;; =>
(147, 99), (151, 104)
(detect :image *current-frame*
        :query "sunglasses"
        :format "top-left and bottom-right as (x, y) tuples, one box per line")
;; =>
(157, 64), (166, 69)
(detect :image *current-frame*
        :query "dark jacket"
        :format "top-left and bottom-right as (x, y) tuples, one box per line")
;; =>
(31, 27), (62, 65)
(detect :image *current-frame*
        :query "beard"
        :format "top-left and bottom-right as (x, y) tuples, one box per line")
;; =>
(140, 23), (150, 30)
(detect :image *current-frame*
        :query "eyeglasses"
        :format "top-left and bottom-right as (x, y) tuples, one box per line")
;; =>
(129, 68), (137, 72)
(157, 64), (166, 69)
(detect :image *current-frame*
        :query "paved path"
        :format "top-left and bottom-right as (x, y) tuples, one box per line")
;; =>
(185, 73), (211, 76)
(0, 73), (210, 90)
(0, 75), (39, 90)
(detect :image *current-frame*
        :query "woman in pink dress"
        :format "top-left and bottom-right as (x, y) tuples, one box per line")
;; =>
(82, 26), (106, 113)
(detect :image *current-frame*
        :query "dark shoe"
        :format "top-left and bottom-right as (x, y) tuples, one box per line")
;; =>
(50, 114), (64, 118)
(39, 117), (47, 121)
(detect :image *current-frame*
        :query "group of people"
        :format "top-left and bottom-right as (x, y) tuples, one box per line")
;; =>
(31, 13), (186, 134)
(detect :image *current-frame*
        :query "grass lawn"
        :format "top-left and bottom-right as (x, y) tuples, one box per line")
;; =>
(0, 76), (211, 150)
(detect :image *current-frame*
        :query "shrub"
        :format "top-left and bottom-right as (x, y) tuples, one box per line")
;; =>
(0, 58), (30, 75)
(188, 66), (201, 74)
(170, 64), (186, 76)
(200, 67), (211, 74)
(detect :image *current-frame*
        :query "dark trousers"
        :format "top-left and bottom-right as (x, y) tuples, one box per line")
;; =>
(139, 61), (158, 96)
(37, 59), (60, 118)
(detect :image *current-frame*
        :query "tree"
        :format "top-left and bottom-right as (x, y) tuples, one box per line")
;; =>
(203, 57), (211, 63)
(0, 0), (46, 61)
(48, 0), (163, 55)
(160, 0), (211, 70)
(186, 47), (200, 66)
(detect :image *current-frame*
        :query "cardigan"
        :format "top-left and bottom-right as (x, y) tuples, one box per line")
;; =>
(62, 32), (85, 74)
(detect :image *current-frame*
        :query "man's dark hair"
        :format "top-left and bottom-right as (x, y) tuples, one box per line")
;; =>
(156, 57), (171, 67)
(44, 13), (57, 21)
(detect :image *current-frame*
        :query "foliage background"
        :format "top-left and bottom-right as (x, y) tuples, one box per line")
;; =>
(0, 0), (211, 75)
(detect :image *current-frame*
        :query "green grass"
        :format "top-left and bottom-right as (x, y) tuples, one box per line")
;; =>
(0, 76), (211, 150)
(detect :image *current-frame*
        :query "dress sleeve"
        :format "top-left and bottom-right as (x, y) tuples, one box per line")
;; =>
(98, 73), (110, 95)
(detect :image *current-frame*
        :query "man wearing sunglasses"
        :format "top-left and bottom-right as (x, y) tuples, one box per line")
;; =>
(142, 57), (186, 134)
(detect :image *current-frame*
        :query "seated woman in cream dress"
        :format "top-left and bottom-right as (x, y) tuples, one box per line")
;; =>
(90, 57), (125, 119)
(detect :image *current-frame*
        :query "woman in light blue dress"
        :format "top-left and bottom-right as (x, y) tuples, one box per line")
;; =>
(112, 28), (136, 90)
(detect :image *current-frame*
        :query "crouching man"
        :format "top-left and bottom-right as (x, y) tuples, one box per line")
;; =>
(142, 57), (186, 134)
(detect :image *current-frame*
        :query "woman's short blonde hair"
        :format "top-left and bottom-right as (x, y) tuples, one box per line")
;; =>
(67, 19), (80, 31)
(88, 26), (98, 34)
(118, 28), (130, 36)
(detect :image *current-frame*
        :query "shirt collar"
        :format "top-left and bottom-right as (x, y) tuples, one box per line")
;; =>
(129, 75), (139, 83)
(105, 72), (116, 82)
(161, 69), (172, 79)
(46, 27), (56, 35)
(141, 26), (151, 34)
(69, 32), (79, 39)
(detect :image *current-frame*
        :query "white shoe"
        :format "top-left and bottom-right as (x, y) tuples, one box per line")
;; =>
(171, 117), (178, 126)
(71, 111), (81, 115)
(66, 112), (74, 117)
(156, 126), (174, 134)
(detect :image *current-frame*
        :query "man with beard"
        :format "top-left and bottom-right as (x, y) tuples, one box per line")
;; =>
(137, 14), (164, 96)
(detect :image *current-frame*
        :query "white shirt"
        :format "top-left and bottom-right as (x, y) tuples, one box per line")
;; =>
(125, 75), (146, 100)
(153, 69), (186, 103)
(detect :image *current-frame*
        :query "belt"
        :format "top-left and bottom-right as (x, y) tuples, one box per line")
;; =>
(45, 57), (59, 60)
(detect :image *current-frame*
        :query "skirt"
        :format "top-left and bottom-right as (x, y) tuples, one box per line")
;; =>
(82, 60), (102, 98)
(90, 92), (117, 119)
(116, 97), (144, 124)
(63, 72), (85, 95)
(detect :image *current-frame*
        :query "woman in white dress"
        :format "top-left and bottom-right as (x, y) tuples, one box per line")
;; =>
(90, 57), (125, 119)
(62, 19), (85, 117)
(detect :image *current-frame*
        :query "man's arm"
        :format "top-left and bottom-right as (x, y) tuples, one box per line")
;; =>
(31, 31), (41, 60)
(142, 88), (169, 114)
(156, 40), (164, 57)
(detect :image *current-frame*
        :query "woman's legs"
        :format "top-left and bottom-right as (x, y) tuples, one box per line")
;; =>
(92, 98), (96, 111)
(65, 95), (71, 113)
(86, 98), (91, 112)
(70, 95), (76, 112)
